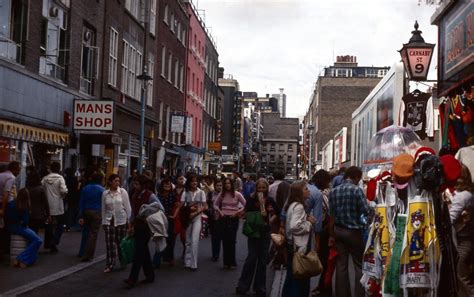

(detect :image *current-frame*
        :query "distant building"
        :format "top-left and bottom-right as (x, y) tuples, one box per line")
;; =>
(261, 113), (299, 177)
(272, 88), (287, 118)
(218, 72), (241, 159)
(303, 56), (390, 173)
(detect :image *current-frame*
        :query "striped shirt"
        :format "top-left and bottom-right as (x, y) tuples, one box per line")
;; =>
(214, 191), (246, 216)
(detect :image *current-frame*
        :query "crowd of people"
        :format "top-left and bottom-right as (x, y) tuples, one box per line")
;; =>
(0, 157), (472, 297)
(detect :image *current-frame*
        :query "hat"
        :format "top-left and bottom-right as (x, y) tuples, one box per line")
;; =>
(414, 147), (436, 164)
(439, 155), (462, 184)
(392, 154), (415, 179)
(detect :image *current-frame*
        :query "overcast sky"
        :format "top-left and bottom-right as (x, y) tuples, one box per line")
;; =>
(196, 0), (438, 118)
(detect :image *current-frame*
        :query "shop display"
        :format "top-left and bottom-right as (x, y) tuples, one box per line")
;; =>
(399, 90), (434, 140)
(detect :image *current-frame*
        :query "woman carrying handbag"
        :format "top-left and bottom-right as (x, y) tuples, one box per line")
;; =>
(282, 181), (318, 297)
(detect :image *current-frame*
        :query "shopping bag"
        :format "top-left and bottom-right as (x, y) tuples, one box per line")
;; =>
(119, 235), (135, 266)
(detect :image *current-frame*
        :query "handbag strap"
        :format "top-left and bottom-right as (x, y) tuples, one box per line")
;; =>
(305, 230), (313, 255)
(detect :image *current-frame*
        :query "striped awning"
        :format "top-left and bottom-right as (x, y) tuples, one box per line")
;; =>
(0, 120), (70, 147)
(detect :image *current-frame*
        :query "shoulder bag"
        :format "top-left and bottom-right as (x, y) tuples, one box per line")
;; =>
(292, 231), (323, 279)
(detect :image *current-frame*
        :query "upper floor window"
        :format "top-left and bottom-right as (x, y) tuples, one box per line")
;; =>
(335, 68), (352, 77)
(121, 40), (142, 100)
(80, 26), (99, 94)
(39, 0), (69, 81)
(270, 143), (275, 151)
(149, 0), (156, 35)
(0, 0), (29, 65)
(288, 144), (293, 151)
(125, 0), (143, 21)
(163, 4), (169, 24)
(108, 27), (119, 87)
(365, 68), (378, 77)
(170, 13), (175, 32)
(147, 54), (154, 106)
(378, 69), (388, 77)
(160, 45), (166, 77)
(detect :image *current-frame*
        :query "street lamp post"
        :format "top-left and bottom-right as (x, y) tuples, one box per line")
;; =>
(137, 67), (152, 174)
(307, 125), (314, 179)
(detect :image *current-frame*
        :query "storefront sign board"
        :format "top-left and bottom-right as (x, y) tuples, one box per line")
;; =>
(73, 100), (115, 131)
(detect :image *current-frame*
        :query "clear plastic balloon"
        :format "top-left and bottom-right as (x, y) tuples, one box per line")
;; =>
(363, 125), (422, 174)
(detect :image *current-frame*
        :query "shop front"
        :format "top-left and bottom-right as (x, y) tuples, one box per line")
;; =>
(174, 145), (204, 175)
(432, 0), (474, 153)
(0, 119), (70, 184)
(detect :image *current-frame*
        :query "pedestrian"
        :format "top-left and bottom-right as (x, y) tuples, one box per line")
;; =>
(124, 175), (163, 288)
(329, 166), (368, 297)
(42, 162), (68, 253)
(214, 177), (246, 269)
(449, 164), (474, 296)
(242, 174), (256, 201)
(102, 174), (131, 273)
(154, 177), (178, 267)
(331, 167), (346, 188)
(179, 173), (207, 271)
(64, 168), (80, 232)
(208, 178), (223, 261)
(26, 169), (49, 237)
(6, 187), (43, 267)
(78, 171), (104, 261)
(269, 170), (290, 211)
(0, 161), (21, 255)
(201, 175), (214, 196)
(236, 178), (278, 296)
(282, 181), (316, 297)
(310, 169), (332, 297)
(233, 171), (243, 193)
(173, 174), (187, 259)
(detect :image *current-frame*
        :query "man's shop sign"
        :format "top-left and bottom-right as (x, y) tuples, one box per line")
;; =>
(73, 100), (115, 131)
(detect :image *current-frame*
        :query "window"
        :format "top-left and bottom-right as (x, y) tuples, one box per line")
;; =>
(108, 27), (119, 86)
(174, 60), (179, 88)
(287, 156), (292, 163)
(147, 54), (154, 106)
(270, 144), (275, 151)
(378, 69), (388, 77)
(270, 155), (275, 162)
(80, 26), (99, 94)
(279, 144), (284, 151)
(38, 0), (69, 80)
(121, 40), (142, 100)
(160, 45), (166, 77)
(177, 22), (181, 41)
(167, 52), (172, 82)
(288, 144), (293, 151)
(149, 0), (156, 35)
(335, 68), (352, 77)
(125, 0), (142, 21)
(179, 64), (184, 91)
(158, 101), (164, 138)
(170, 13), (175, 32)
(365, 68), (378, 77)
(163, 5), (168, 24)
(262, 143), (267, 151)
(181, 28), (186, 45)
(0, 0), (29, 64)
(166, 106), (171, 141)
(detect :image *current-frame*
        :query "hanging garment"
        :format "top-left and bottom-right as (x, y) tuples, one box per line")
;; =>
(383, 214), (407, 297)
(451, 95), (468, 147)
(400, 194), (436, 291)
(439, 100), (460, 150)
(399, 91), (434, 140)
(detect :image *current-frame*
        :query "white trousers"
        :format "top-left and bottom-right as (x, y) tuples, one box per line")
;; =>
(184, 215), (202, 269)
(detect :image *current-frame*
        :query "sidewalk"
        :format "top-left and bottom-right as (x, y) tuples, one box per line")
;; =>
(0, 229), (106, 295)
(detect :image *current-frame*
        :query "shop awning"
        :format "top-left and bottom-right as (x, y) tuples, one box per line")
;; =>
(0, 120), (70, 147)
(165, 148), (180, 156)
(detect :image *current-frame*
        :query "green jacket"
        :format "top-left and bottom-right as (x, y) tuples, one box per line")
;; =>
(243, 211), (265, 238)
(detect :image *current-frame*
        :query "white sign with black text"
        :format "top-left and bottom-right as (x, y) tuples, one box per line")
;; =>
(74, 100), (115, 131)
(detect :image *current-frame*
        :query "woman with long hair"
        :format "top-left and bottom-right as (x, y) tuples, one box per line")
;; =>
(6, 188), (43, 267)
(214, 177), (246, 269)
(124, 175), (162, 288)
(282, 181), (316, 297)
(450, 164), (474, 296)
(154, 177), (178, 267)
(236, 178), (278, 296)
(179, 173), (207, 271)
(101, 174), (131, 273)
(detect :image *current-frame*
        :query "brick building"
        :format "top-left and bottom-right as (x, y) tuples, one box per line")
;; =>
(303, 56), (389, 173)
(260, 113), (299, 177)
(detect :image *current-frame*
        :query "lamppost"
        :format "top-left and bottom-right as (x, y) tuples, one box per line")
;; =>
(307, 125), (314, 179)
(137, 67), (152, 174)
(398, 21), (435, 82)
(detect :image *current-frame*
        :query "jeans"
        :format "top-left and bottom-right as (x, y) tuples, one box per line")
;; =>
(222, 216), (239, 266)
(44, 214), (64, 250)
(184, 215), (202, 269)
(82, 210), (101, 260)
(334, 226), (364, 297)
(8, 225), (43, 266)
(128, 222), (154, 283)
(237, 232), (271, 294)
(457, 237), (474, 297)
(282, 244), (310, 297)
(78, 225), (90, 257)
(210, 219), (223, 259)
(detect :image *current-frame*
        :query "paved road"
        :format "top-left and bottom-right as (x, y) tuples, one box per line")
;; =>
(10, 224), (272, 297)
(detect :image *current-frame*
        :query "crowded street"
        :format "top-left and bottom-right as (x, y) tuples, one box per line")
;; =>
(1, 0), (474, 296)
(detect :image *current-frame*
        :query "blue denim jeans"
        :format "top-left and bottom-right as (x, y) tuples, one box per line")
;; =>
(8, 225), (43, 266)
